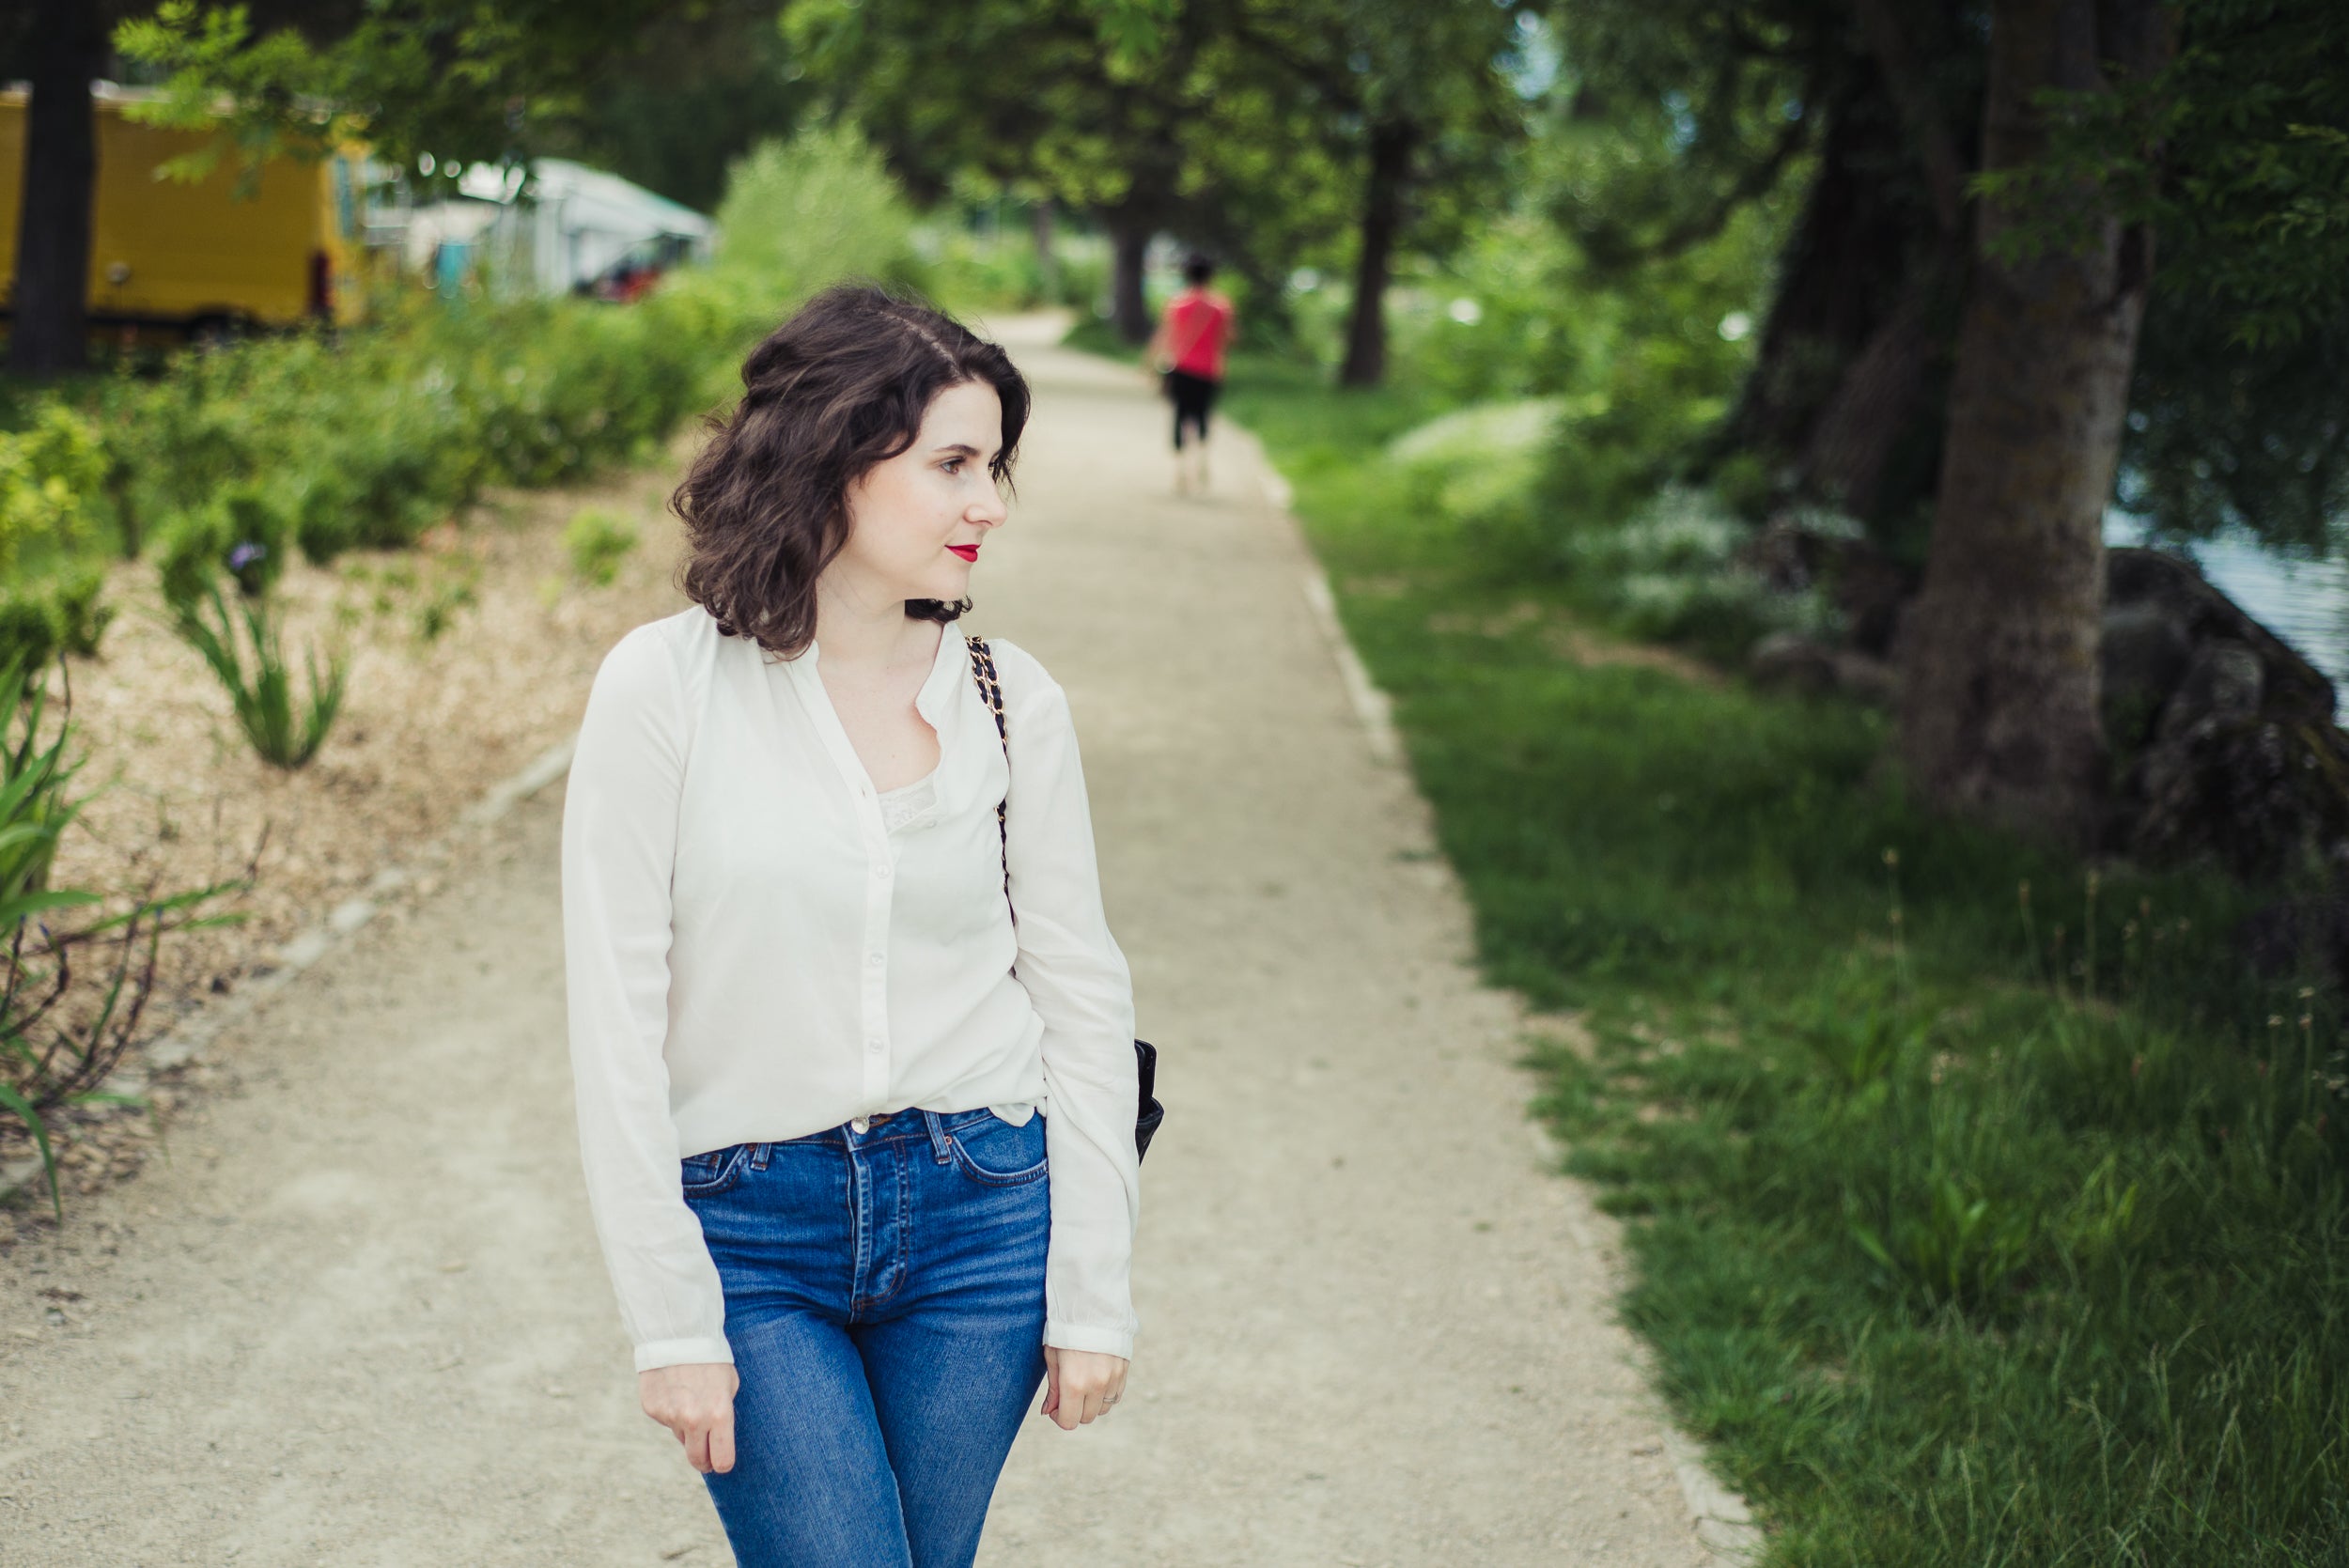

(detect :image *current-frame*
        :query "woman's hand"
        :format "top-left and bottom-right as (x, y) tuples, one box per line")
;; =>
(1039, 1347), (1128, 1430)
(640, 1362), (740, 1473)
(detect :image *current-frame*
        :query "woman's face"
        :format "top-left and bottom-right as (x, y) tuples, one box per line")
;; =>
(834, 380), (1008, 608)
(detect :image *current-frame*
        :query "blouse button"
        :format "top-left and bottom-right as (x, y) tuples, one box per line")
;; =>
(873, 863), (892, 880)
(866, 953), (883, 969)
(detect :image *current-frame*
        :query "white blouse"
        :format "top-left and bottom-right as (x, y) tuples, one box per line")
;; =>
(559, 604), (1142, 1372)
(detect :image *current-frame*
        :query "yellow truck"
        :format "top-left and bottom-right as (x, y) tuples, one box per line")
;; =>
(0, 81), (382, 340)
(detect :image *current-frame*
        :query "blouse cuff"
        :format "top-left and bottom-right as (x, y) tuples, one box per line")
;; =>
(1043, 1320), (1135, 1359)
(632, 1336), (737, 1374)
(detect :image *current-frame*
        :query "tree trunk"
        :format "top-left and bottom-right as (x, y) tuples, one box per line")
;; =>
(1798, 279), (1942, 518)
(1105, 215), (1151, 345)
(1716, 68), (1968, 528)
(8, 0), (109, 380)
(1338, 119), (1414, 389)
(1897, 0), (2174, 843)
(1030, 195), (1059, 304)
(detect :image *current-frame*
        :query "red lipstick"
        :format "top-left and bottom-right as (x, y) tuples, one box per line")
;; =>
(946, 544), (979, 562)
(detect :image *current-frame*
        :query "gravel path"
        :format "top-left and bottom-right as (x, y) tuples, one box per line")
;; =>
(0, 325), (1740, 1566)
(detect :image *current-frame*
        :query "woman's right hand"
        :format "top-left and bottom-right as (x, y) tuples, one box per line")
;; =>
(640, 1362), (739, 1474)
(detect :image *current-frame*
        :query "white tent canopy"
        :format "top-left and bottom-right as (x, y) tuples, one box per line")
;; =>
(449, 158), (714, 297)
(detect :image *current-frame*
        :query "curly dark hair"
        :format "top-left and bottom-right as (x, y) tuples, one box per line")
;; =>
(671, 284), (1032, 659)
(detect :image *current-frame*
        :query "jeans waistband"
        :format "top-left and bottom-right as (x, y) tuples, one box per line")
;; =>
(776, 1106), (1000, 1156)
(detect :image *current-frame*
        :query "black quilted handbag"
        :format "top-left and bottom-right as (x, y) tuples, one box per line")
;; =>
(967, 635), (1164, 1160)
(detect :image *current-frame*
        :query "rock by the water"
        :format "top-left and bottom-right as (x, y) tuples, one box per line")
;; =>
(2103, 547), (2349, 879)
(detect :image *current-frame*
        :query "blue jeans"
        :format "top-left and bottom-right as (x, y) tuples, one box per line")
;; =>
(682, 1106), (1050, 1568)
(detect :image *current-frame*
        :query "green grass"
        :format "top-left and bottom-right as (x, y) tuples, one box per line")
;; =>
(1225, 368), (2349, 1565)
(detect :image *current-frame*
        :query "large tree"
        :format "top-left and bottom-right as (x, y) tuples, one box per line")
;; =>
(1900, 0), (2349, 839)
(1552, 0), (1982, 536)
(1560, 0), (2349, 841)
(114, 0), (713, 182)
(788, 0), (1369, 344)
(1896, 0), (2173, 840)
(1217, 0), (1536, 384)
(560, 0), (807, 212)
(787, 0), (1218, 340)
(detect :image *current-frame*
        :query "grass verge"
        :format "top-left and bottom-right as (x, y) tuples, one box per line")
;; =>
(1225, 360), (2349, 1566)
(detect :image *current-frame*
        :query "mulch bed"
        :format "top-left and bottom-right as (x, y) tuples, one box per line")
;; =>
(2, 453), (691, 1235)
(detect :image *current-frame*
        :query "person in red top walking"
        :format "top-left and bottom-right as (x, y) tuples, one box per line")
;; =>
(1147, 254), (1236, 496)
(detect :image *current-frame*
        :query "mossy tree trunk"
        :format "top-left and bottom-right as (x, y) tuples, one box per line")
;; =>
(1897, 0), (2174, 843)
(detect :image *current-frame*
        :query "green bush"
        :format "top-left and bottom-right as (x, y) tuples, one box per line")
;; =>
(0, 404), (108, 574)
(0, 658), (101, 1219)
(564, 505), (640, 587)
(0, 563), (117, 675)
(705, 125), (923, 304)
(1559, 486), (1826, 660)
(0, 656), (87, 904)
(921, 216), (1110, 314)
(9, 120), (926, 640)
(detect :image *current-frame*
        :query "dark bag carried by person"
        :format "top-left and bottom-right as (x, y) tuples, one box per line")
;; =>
(967, 636), (1164, 1160)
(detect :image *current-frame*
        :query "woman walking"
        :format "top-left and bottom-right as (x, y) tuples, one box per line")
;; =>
(1148, 253), (1236, 495)
(561, 285), (1142, 1567)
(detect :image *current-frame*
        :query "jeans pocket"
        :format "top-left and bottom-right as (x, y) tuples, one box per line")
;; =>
(944, 1112), (1048, 1188)
(679, 1142), (751, 1200)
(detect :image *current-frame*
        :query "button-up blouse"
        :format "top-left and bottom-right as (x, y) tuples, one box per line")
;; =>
(559, 604), (1142, 1371)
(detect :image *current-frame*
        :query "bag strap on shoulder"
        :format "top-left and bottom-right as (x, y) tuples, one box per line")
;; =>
(965, 635), (1012, 900)
(966, 634), (1164, 1160)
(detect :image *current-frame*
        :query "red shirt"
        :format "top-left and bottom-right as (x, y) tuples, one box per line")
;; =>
(1162, 289), (1235, 380)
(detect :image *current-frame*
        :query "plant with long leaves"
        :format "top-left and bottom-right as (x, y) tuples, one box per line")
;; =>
(0, 657), (87, 905)
(0, 879), (243, 1219)
(169, 575), (349, 770)
(0, 666), (242, 1217)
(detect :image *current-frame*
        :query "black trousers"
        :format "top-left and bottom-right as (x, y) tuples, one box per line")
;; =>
(1166, 369), (1220, 449)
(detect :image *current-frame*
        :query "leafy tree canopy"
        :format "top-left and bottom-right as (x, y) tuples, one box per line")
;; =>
(115, 0), (692, 195)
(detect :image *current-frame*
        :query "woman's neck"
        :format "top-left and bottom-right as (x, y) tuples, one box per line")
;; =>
(813, 571), (933, 673)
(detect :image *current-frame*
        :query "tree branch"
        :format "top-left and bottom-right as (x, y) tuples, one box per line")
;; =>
(1579, 111), (1812, 270)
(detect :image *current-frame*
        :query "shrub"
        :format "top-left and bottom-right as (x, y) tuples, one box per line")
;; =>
(0, 404), (108, 574)
(51, 564), (115, 657)
(11, 119), (929, 652)
(0, 564), (117, 675)
(170, 576), (348, 769)
(1561, 485), (1832, 660)
(0, 656), (88, 904)
(0, 660), (227, 1220)
(707, 125), (923, 303)
(563, 505), (639, 586)
(0, 872), (235, 1219)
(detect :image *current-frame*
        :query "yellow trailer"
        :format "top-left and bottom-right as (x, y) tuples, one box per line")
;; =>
(0, 82), (380, 339)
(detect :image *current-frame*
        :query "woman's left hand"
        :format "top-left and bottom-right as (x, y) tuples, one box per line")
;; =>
(1039, 1346), (1128, 1430)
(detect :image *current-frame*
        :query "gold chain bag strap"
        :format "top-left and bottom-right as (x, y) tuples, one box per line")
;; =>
(966, 635), (1162, 1160)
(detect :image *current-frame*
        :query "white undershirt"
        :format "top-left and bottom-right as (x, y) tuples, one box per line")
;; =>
(559, 605), (1142, 1371)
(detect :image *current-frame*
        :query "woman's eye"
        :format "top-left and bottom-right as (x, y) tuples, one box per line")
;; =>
(941, 458), (964, 475)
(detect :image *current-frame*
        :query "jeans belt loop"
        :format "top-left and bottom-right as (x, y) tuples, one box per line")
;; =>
(921, 1109), (955, 1164)
(749, 1141), (772, 1171)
